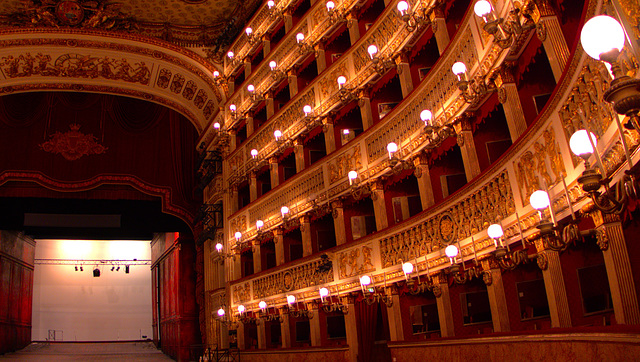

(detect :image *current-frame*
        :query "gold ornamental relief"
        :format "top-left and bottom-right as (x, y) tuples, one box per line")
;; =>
(337, 244), (374, 279)
(328, 145), (362, 183)
(233, 282), (250, 304)
(514, 126), (565, 205)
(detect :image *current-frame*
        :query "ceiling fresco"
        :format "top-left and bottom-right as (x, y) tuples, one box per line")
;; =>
(0, 0), (261, 57)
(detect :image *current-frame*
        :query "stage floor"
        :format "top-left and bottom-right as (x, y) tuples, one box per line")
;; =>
(0, 342), (174, 361)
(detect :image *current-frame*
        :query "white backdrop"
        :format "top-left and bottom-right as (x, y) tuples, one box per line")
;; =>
(32, 239), (153, 342)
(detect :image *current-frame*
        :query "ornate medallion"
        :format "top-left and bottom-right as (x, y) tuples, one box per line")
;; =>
(438, 212), (457, 245)
(282, 270), (293, 291)
(40, 124), (107, 161)
(56, 1), (85, 26)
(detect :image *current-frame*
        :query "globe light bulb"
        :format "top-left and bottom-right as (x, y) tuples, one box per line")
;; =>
(213, 122), (221, 129)
(287, 295), (296, 304)
(337, 76), (347, 88)
(343, 129), (350, 135)
(245, 27), (253, 36)
(303, 105), (312, 115)
(217, 308), (225, 316)
(269, 60), (277, 70)
(247, 84), (255, 92)
(229, 104), (236, 112)
(234, 231), (241, 241)
(238, 305), (245, 314)
(451, 61), (467, 76)
(474, 0), (492, 18)
(267, 0), (275, 9)
(580, 15), (625, 61)
(529, 190), (550, 211)
(251, 149), (258, 158)
(445, 245), (459, 258)
(215, 243), (223, 252)
(367, 45), (378, 59)
(256, 220), (264, 229)
(274, 129), (282, 140)
(397, 1), (409, 15)
(420, 109), (432, 125)
(213, 70), (220, 77)
(387, 142), (398, 159)
(281, 206), (289, 216)
(487, 223), (503, 239)
(402, 262), (414, 274)
(326, 1), (335, 11)
(296, 33), (305, 43)
(348, 170), (358, 180)
(360, 275), (371, 286)
(319, 287), (329, 297)
(227, 51), (234, 59)
(259, 301), (267, 309)
(570, 130), (597, 158)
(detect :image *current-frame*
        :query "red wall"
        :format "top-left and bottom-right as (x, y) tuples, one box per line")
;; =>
(151, 233), (201, 361)
(0, 231), (35, 354)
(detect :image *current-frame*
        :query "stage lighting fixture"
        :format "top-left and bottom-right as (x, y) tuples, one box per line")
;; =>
(75, 266), (78, 271)
(93, 268), (101, 277)
(80, 266), (83, 271)
(125, 265), (130, 274)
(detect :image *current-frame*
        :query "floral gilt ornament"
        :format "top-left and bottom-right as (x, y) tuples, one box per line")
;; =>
(40, 124), (107, 161)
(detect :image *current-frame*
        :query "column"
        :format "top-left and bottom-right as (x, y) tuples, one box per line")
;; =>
(300, 215), (313, 257)
(257, 318), (267, 349)
(358, 89), (374, 130)
(246, 112), (255, 136)
(226, 78), (235, 95)
(344, 297), (358, 362)
(432, 7), (451, 55)
(233, 252), (242, 280)
(262, 35), (271, 58)
(534, 239), (572, 328)
(482, 260), (510, 332)
(249, 172), (258, 202)
(274, 227), (285, 266)
(315, 43), (327, 74)
(309, 303), (321, 346)
(237, 323), (246, 350)
(294, 138), (305, 173)
(371, 181), (388, 230)
(283, 10), (293, 33)
(244, 57), (251, 79)
(252, 242), (262, 274)
(288, 68), (299, 98)
(332, 200), (347, 245)
(323, 120), (336, 154)
(414, 153), (435, 210)
(386, 288), (404, 341)
(230, 185), (239, 214)
(347, 15), (360, 45)
(434, 274), (455, 337)
(229, 128), (237, 151)
(537, 1), (570, 82)
(397, 52), (413, 98)
(454, 117), (481, 181)
(498, 64), (527, 142)
(280, 308), (292, 348)
(266, 91), (275, 119)
(591, 211), (640, 324)
(269, 156), (280, 188)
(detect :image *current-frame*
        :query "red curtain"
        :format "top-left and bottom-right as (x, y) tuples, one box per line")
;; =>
(356, 300), (378, 362)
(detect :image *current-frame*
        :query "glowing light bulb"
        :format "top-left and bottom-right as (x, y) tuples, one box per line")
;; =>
(217, 308), (225, 317)
(238, 305), (245, 314)
(259, 301), (267, 309)
(213, 122), (221, 130)
(451, 61), (467, 77)
(319, 287), (329, 298)
(348, 170), (358, 185)
(474, 0), (492, 19)
(227, 51), (234, 59)
(570, 130), (597, 158)
(215, 243), (223, 252)
(269, 60), (277, 70)
(397, 1), (409, 15)
(580, 15), (625, 61)
(287, 295), (296, 304)
(213, 70), (220, 77)
(367, 45), (378, 59)
(281, 206), (289, 217)
(234, 231), (242, 241)
(337, 76), (347, 88)
(445, 245), (459, 258)
(274, 129), (282, 141)
(267, 0), (275, 8)
(296, 33), (305, 43)
(360, 275), (371, 286)
(326, 1), (335, 11)
(245, 27), (253, 36)
(256, 219), (264, 230)
(387, 142), (398, 159)
(402, 262), (414, 274)
(229, 104), (236, 112)
(303, 105), (312, 116)
(487, 224), (503, 239)
(251, 149), (258, 159)
(247, 84), (255, 92)
(529, 190), (550, 211)
(420, 109), (432, 126)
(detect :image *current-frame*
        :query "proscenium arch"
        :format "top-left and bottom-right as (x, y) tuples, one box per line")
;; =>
(0, 28), (225, 136)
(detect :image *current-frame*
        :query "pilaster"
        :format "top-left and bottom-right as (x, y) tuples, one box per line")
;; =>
(371, 181), (388, 230)
(498, 64), (528, 142)
(323, 120), (337, 154)
(358, 89), (374, 131)
(534, 239), (572, 328)
(332, 200), (347, 245)
(294, 138), (306, 172)
(397, 53), (413, 98)
(249, 172), (258, 202)
(252, 242), (262, 273)
(454, 118), (481, 181)
(257, 318), (267, 349)
(274, 227), (285, 266)
(386, 288), (404, 341)
(432, 7), (450, 55)
(537, 1), (570, 82)
(344, 296), (358, 362)
(300, 215), (313, 257)
(269, 156), (280, 188)
(482, 260), (510, 332)
(414, 153), (435, 209)
(309, 303), (322, 346)
(280, 308), (292, 348)
(434, 275), (455, 337)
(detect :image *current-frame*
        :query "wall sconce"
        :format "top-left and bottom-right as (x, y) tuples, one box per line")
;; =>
(269, 60), (286, 82)
(212, 70), (227, 86)
(229, 104), (237, 119)
(386, 142), (414, 172)
(420, 109), (433, 131)
(402, 261), (414, 281)
(213, 241), (235, 264)
(296, 32), (313, 54)
(274, 129), (285, 144)
(347, 170), (370, 200)
(451, 61), (491, 103)
(487, 223), (506, 258)
(359, 275), (393, 306)
(337, 75), (355, 102)
(570, 129), (637, 214)
(367, 44), (396, 76)
(245, 27), (259, 44)
(250, 148), (258, 160)
(396, 0), (427, 32)
(474, 0), (537, 49)
(303, 104), (313, 118)
(319, 287), (349, 313)
(445, 244), (460, 273)
(247, 84), (264, 103)
(216, 306), (239, 328)
(530, 190), (555, 236)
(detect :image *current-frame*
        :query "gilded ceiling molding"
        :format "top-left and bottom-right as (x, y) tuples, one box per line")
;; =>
(0, 29), (225, 135)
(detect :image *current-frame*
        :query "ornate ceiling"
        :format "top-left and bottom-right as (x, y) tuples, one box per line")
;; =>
(0, 0), (261, 52)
